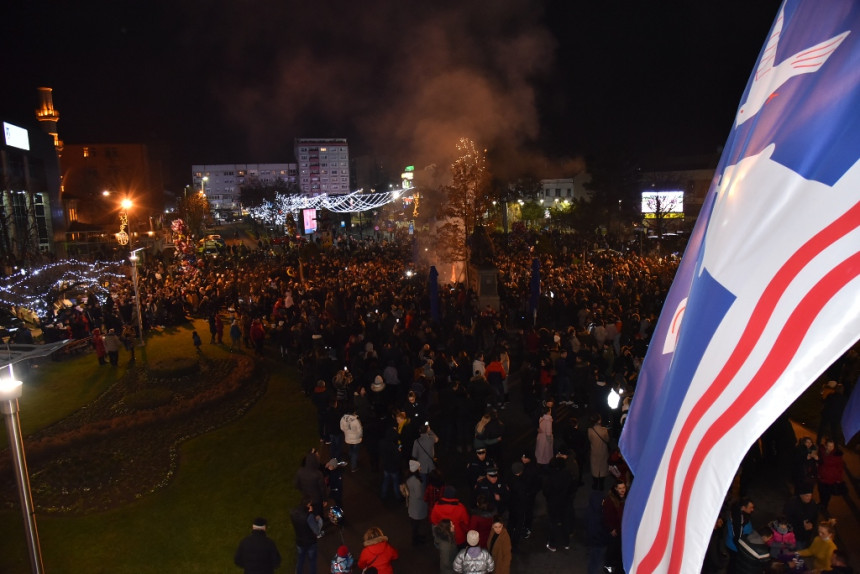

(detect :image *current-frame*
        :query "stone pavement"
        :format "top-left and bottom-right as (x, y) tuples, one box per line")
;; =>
(311, 377), (860, 574)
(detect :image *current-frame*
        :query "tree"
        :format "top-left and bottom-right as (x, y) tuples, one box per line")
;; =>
(437, 138), (491, 278)
(176, 192), (210, 239)
(642, 191), (683, 239)
(583, 155), (641, 236)
(519, 201), (545, 229)
(240, 178), (298, 210)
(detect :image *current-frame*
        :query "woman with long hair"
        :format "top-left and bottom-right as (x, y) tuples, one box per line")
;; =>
(795, 519), (837, 571)
(535, 405), (554, 467)
(489, 517), (512, 574)
(432, 518), (457, 574)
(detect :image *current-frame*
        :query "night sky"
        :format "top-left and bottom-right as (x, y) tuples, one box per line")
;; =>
(1, 0), (782, 189)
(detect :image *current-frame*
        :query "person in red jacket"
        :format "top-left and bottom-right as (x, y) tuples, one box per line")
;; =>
(817, 438), (845, 514)
(358, 526), (398, 574)
(430, 486), (471, 546)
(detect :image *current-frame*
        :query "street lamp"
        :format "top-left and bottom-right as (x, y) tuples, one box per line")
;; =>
(129, 248), (145, 347)
(201, 176), (208, 196)
(0, 369), (44, 574)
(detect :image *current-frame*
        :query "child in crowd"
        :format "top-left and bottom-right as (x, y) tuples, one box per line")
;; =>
(330, 544), (354, 573)
(192, 330), (202, 353)
(764, 515), (796, 561)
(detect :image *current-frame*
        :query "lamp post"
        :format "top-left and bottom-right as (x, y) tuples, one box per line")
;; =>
(129, 248), (145, 347)
(0, 370), (44, 574)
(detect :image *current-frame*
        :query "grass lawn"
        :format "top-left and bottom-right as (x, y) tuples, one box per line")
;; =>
(0, 319), (315, 573)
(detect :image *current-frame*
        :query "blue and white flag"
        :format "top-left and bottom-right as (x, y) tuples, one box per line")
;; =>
(619, 1), (860, 572)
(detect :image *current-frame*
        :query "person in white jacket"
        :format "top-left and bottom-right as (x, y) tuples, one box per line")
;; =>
(340, 409), (363, 471)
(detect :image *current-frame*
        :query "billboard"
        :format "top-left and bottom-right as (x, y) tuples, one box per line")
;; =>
(302, 208), (317, 234)
(641, 190), (684, 219)
(3, 122), (30, 151)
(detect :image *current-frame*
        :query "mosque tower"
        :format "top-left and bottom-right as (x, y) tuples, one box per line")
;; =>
(35, 87), (63, 157)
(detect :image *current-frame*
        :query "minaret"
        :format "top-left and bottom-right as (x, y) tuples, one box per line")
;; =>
(35, 87), (63, 156)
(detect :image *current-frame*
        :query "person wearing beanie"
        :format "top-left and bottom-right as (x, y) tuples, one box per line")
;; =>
(784, 486), (820, 549)
(330, 544), (354, 573)
(430, 486), (471, 546)
(453, 530), (495, 574)
(234, 517), (282, 574)
(406, 459), (428, 545)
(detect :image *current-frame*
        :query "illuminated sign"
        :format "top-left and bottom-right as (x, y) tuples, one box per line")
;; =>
(3, 122), (30, 151)
(302, 208), (317, 233)
(401, 168), (414, 190)
(641, 190), (684, 219)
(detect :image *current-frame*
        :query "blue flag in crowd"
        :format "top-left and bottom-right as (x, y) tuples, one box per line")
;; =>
(618, 1), (860, 572)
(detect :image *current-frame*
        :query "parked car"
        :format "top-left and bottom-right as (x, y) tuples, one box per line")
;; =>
(203, 234), (226, 247)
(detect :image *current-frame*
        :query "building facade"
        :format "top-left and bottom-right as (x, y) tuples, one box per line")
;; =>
(191, 163), (298, 217)
(539, 173), (592, 202)
(295, 138), (350, 195)
(0, 119), (61, 262)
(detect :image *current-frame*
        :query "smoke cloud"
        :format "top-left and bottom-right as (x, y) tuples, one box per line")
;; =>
(178, 0), (557, 175)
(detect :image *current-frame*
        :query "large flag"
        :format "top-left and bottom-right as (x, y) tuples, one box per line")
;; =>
(619, 1), (860, 572)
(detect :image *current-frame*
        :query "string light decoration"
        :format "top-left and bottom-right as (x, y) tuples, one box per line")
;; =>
(0, 260), (126, 320)
(246, 189), (406, 225)
(170, 219), (199, 277)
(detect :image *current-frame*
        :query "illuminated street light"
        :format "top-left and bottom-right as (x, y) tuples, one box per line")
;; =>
(0, 369), (44, 573)
(129, 248), (145, 346)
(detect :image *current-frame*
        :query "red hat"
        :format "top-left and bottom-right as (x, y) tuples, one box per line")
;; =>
(337, 545), (349, 557)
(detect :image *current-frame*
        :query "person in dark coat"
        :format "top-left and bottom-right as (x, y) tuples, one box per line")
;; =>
(294, 450), (327, 515)
(586, 490), (609, 574)
(602, 481), (626, 573)
(234, 517), (282, 574)
(543, 456), (574, 552)
(784, 485), (819, 550)
(290, 499), (323, 574)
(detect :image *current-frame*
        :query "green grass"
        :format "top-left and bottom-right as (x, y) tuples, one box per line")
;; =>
(0, 320), (315, 573)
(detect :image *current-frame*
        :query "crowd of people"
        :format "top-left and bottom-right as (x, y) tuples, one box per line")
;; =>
(57, 225), (858, 574)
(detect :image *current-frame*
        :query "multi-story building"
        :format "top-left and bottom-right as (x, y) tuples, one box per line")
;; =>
(539, 173), (592, 203)
(0, 119), (62, 261)
(294, 138), (350, 195)
(191, 163), (298, 217)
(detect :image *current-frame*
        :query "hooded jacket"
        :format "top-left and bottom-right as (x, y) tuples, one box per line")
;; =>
(294, 453), (326, 506)
(358, 535), (398, 574)
(430, 497), (470, 546)
(340, 413), (363, 445)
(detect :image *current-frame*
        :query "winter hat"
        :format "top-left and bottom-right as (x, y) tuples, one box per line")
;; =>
(467, 530), (480, 546)
(443, 485), (457, 498)
(252, 517), (267, 529)
(371, 376), (385, 392)
(409, 460), (421, 473)
(337, 545), (349, 557)
(797, 481), (814, 495)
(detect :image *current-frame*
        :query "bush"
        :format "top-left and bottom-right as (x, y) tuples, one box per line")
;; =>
(123, 389), (175, 411)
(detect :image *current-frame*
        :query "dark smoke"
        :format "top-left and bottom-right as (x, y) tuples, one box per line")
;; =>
(178, 0), (558, 175)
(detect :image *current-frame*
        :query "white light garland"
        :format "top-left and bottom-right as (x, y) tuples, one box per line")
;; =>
(247, 189), (406, 225)
(0, 260), (126, 319)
